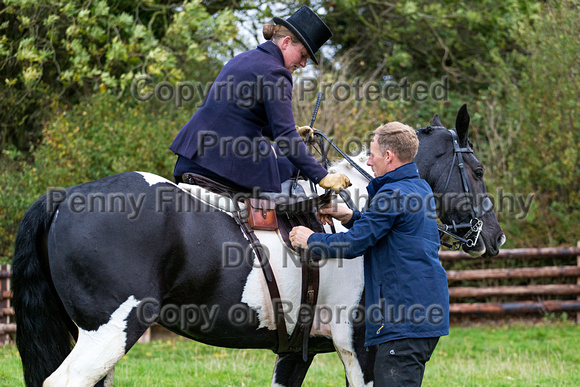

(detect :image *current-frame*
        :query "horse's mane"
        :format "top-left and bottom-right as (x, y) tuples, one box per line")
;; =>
(416, 125), (444, 136)
(327, 149), (368, 172)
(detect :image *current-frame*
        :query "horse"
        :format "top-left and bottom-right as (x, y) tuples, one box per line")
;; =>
(12, 104), (505, 386)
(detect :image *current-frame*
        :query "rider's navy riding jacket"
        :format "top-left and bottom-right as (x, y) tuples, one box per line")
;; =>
(307, 162), (449, 346)
(170, 41), (328, 192)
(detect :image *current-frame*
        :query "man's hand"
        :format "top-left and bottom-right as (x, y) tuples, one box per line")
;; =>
(318, 202), (353, 225)
(289, 226), (314, 249)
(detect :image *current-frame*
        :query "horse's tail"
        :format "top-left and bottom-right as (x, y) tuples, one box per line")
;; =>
(12, 194), (75, 387)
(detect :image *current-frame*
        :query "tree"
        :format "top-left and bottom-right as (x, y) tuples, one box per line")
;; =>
(318, 0), (539, 92)
(0, 0), (238, 151)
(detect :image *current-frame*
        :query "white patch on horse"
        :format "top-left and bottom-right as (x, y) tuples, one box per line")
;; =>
(43, 296), (141, 387)
(136, 171), (175, 187)
(241, 229), (302, 334)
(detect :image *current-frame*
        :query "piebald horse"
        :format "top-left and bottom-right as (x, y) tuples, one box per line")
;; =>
(13, 105), (504, 386)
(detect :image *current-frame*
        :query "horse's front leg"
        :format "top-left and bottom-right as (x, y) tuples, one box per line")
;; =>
(271, 352), (316, 387)
(331, 315), (376, 386)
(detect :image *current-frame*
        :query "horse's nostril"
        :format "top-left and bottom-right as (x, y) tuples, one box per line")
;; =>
(498, 233), (506, 247)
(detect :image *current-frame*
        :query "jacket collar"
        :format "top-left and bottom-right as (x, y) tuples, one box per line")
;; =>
(258, 41), (285, 66)
(367, 162), (420, 198)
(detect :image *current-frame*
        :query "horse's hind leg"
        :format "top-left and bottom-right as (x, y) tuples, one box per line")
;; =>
(271, 353), (315, 387)
(43, 296), (150, 387)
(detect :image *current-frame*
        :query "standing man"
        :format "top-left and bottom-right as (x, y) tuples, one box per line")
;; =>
(290, 122), (449, 386)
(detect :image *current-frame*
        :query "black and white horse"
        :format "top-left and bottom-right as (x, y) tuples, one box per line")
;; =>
(13, 105), (504, 386)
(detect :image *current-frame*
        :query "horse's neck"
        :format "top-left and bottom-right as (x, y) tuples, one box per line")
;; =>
(327, 152), (372, 190)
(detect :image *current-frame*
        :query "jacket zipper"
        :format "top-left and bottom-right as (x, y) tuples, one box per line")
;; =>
(376, 283), (385, 334)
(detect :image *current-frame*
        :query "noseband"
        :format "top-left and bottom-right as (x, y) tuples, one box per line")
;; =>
(435, 127), (493, 249)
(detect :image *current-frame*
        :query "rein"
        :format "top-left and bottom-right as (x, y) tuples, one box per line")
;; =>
(312, 130), (374, 182)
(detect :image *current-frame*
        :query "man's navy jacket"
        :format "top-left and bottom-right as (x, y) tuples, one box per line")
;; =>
(308, 162), (449, 346)
(170, 41), (327, 192)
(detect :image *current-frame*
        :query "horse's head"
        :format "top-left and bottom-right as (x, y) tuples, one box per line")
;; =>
(415, 105), (506, 257)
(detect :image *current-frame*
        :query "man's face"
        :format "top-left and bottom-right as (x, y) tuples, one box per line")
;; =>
(367, 136), (389, 177)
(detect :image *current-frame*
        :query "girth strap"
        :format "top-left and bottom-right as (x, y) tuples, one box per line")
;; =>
(277, 213), (321, 361)
(298, 249), (319, 361)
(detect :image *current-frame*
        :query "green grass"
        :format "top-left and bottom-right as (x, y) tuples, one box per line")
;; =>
(1, 322), (579, 386)
(425, 322), (580, 386)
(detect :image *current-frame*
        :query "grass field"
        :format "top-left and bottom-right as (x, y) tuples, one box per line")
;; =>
(1, 321), (579, 386)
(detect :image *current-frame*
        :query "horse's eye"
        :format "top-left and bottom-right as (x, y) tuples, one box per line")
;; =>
(475, 168), (484, 178)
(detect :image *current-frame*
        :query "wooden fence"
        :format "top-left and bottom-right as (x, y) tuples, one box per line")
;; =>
(1, 244), (579, 345)
(0, 264), (15, 345)
(440, 242), (580, 322)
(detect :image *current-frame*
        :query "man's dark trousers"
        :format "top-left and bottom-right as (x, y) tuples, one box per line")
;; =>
(374, 337), (440, 386)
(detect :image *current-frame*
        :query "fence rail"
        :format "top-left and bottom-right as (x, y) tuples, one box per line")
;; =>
(1, 244), (579, 345)
(441, 243), (580, 322)
(447, 266), (580, 281)
(438, 246), (580, 261)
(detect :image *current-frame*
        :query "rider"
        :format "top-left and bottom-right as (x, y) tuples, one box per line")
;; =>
(290, 122), (449, 386)
(170, 6), (350, 193)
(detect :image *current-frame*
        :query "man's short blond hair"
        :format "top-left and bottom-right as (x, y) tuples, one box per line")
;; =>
(373, 122), (419, 163)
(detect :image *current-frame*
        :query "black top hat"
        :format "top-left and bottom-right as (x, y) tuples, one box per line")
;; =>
(273, 6), (332, 65)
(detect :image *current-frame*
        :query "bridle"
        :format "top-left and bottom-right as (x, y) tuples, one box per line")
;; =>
(309, 128), (492, 250)
(429, 126), (493, 249)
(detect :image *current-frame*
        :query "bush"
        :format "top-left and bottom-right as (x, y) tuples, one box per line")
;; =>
(0, 0), (237, 151)
(0, 93), (193, 263)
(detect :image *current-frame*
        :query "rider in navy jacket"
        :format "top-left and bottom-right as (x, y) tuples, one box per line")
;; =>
(170, 7), (349, 193)
(170, 41), (328, 192)
(308, 162), (449, 345)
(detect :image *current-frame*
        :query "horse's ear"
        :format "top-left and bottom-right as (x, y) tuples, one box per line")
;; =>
(455, 104), (470, 146)
(431, 114), (443, 128)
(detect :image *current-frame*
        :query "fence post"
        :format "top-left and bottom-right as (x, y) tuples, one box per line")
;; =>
(0, 265), (11, 345)
(577, 241), (580, 324)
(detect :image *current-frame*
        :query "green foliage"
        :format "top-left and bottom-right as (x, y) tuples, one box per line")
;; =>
(0, 0), (238, 151)
(0, 94), (193, 262)
(470, 0), (580, 247)
(318, 0), (540, 93)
